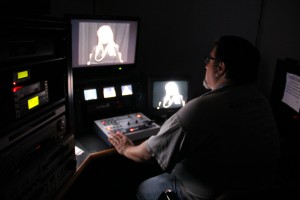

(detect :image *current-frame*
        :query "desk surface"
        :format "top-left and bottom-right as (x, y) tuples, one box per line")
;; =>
(52, 132), (115, 200)
(75, 132), (114, 169)
(52, 131), (149, 200)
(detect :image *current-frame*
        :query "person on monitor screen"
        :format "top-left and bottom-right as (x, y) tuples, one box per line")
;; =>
(157, 81), (186, 109)
(108, 35), (280, 200)
(87, 25), (123, 65)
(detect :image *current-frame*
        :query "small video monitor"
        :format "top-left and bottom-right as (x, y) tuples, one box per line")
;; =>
(83, 88), (97, 101)
(103, 86), (116, 98)
(148, 75), (190, 120)
(121, 84), (133, 96)
(152, 80), (188, 109)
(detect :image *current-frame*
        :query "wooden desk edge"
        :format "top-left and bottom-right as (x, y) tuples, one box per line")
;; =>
(52, 147), (116, 200)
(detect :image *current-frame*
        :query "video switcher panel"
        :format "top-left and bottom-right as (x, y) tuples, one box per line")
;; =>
(94, 112), (160, 146)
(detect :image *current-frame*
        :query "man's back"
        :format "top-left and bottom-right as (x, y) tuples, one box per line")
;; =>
(174, 84), (280, 196)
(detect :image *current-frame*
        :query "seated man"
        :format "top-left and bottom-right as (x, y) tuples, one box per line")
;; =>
(108, 35), (281, 200)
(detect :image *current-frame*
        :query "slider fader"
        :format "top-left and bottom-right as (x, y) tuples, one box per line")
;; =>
(94, 112), (160, 146)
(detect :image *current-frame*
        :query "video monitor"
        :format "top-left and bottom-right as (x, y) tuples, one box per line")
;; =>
(83, 88), (97, 101)
(148, 75), (190, 120)
(70, 16), (139, 70)
(121, 84), (133, 96)
(103, 86), (116, 98)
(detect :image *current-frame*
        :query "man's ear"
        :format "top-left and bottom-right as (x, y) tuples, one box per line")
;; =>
(217, 61), (226, 75)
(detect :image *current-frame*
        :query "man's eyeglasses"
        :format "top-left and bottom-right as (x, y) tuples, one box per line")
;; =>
(204, 56), (221, 64)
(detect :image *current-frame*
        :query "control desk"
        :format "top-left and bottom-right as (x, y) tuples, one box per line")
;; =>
(94, 112), (160, 146)
(53, 112), (161, 200)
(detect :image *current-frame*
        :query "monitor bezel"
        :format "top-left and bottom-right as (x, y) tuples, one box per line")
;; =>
(67, 14), (140, 72)
(147, 74), (191, 121)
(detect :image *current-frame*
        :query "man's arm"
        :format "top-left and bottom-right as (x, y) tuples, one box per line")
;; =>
(108, 131), (152, 162)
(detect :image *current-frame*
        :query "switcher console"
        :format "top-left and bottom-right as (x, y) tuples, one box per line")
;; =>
(94, 112), (160, 146)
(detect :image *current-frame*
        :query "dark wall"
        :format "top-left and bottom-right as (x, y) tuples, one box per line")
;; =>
(3, 0), (300, 98)
(0, 0), (51, 17)
(51, 0), (262, 98)
(258, 0), (300, 97)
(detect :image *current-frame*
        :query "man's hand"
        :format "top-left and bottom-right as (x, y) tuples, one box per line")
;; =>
(108, 130), (134, 155)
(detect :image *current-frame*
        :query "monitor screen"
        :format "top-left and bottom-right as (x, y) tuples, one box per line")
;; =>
(81, 83), (135, 101)
(70, 16), (139, 69)
(148, 76), (190, 120)
(103, 86), (117, 98)
(83, 88), (97, 101)
(121, 84), (133, 96)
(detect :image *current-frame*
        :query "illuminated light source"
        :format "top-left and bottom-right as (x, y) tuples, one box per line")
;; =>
(118, 67), (123, 70)
(18, 70), (29, 80)
(12, 86), (23, 93)
(83, 88), (97, 100)
(121, 84), (133, 96)
(103, 86), (116, 98)
(28, 96), (39, 109)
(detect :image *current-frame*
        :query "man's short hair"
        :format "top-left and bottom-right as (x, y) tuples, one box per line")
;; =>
(214, 35), (261, 84)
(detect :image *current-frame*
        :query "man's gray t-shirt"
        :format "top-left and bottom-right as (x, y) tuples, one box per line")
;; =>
(146, 84), (280, 195)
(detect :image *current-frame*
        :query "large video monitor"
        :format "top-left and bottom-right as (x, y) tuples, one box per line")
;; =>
(70, 15), (139, 70)
(148, 75), (190, 121)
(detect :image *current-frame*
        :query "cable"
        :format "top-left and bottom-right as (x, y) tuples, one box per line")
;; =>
(255, 0), (266, 48)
